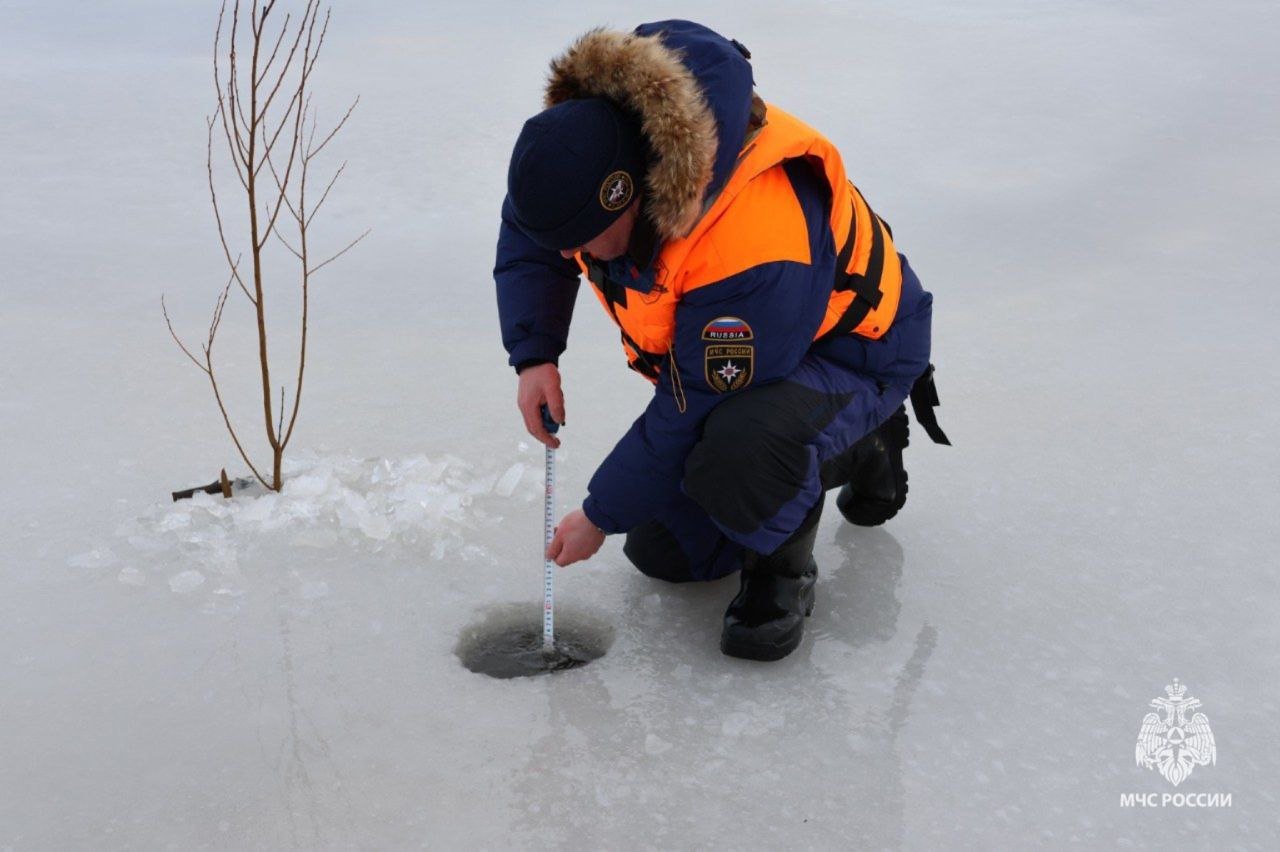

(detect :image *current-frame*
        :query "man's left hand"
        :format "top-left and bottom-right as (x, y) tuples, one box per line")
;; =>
(546, 509), (605, 566)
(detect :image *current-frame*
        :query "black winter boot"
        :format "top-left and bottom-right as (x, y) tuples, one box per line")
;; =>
(836, 405), (909, 527)
(720, 495), (823, 661)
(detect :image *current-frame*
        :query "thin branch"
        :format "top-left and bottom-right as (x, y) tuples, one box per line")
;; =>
(218, 1), (255, 183)
(308, 228), (370, 276)
(252, 3), (320, 211)
(270, 220), (303, 259)
(262, 142), (304, 228)
(206, 120), (254, 303)
(255, 30), (313, 246)
(262, 159), (304, 263)
(301, 7), (331, 80)
(257, 22), (309, 166)
(230, 75), (252, 145)
(281, 186), (309, 450)
(205, 360), (272, 491)
(200, 276), (272, 490)
(255, 11), (292, 87)
(305, 103), (319, 157)
(205, 277), (230, 349)
(253, 0), (278, 40)
(304, 159), (346, 227)
(214, 103), (249, 187)
(212, 2), (250, 176)
(257, 102), (305, 244)
(215, 36), (250, 176)
(162, 295), (210, 374)
(257, 83), (304, 174)
(282, 120), (312, 450)
(260, 41), (311, 163)
(282, 363), (305, 448)
(227, 1), (254, 143)
(307, 95), (358, 160)
(281, 392), (304, 447)
(258, 0), (315, 125)
(253, 10), (315, 243)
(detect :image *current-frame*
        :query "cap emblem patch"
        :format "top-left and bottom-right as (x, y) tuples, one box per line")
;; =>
(600, 170), (634, 212)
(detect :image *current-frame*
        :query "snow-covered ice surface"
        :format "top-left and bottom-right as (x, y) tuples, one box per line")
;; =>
(2, 0), (1278, 848)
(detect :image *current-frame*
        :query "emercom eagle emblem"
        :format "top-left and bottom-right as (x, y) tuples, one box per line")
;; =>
(1135, 679), (1217, 786)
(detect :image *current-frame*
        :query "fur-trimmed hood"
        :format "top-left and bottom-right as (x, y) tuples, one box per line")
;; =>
(544, 20), (759, 242)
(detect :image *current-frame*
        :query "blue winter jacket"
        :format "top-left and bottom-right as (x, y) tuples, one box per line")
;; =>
(494, 20), (931, 540)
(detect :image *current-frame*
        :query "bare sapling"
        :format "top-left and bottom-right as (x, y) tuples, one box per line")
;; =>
(164, 0), (367, 493)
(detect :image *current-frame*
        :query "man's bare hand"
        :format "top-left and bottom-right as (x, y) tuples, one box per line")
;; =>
(517, 363), (565, 448)
(546, 509), (606, 566)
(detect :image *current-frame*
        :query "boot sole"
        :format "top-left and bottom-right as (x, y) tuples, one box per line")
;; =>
(720, 580), (815, 661)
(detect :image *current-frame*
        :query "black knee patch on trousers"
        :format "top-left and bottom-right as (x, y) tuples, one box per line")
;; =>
(624, 519), (697, 583)
(684, 381), (853, 536)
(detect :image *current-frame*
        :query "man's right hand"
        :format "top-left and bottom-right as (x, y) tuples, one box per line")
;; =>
(517, 362), (565, 449)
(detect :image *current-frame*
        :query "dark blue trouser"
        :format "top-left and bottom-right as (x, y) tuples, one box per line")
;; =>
(623, 254), (934, 582)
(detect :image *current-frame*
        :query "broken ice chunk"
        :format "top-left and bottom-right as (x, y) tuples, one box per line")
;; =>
(117, 566), (146, 587)
(494, 462), (525, 497)
(358, 509), (392, 541)
(644, 733), (673, 755)
(168, 570), (206, 594)
(291, 528), (339, 548)
(157, 511), (192, 532)
(68, 548), (117, 569)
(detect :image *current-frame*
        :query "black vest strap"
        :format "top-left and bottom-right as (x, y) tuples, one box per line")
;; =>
(816, 190), (890, 343)
(815, 296), (874, 344)
(835, 187), (886, 310)
(908, 363), (951, 446)
(587, 260), (628, 310)
(587, 257), (663, 380)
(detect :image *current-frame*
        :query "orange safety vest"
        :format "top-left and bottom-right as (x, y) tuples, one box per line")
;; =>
(576, 104), (902, 382)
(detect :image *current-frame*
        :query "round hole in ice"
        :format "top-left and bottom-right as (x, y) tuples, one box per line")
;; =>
(455, 602), (613, 679)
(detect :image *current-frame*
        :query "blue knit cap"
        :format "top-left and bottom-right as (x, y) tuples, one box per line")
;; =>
(507, 97), (646, 251)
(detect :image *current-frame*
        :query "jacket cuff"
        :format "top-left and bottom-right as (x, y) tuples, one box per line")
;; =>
(582, 495), (624, 535)
(515, 358), (553, 374)
(506, 335), (563, 371)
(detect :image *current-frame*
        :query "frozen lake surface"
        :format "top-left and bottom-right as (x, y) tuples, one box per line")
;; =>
(2, 1), (1278, 848)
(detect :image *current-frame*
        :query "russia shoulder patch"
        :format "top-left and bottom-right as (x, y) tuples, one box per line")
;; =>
(701, 316), (754, 342)
(702, 316), (753, 393)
